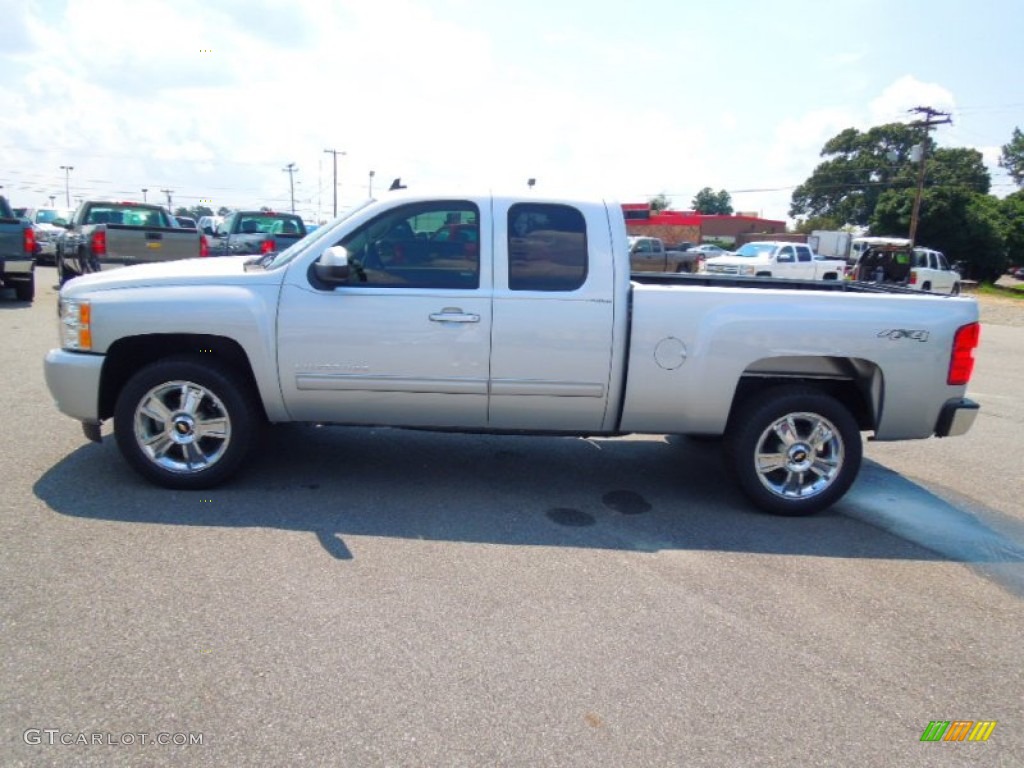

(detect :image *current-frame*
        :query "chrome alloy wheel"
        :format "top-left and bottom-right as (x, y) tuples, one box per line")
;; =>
(752, 412), (844, 500)
(133, 380), (232, 473)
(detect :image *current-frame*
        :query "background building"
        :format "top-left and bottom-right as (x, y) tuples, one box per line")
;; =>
(623, 203), (786, 246)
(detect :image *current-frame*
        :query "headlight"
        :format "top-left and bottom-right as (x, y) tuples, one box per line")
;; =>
(60, 299), (92, 350)
(742, 266), (757, 276)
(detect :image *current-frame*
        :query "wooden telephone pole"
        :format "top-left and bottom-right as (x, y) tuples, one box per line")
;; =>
(907, 106), (952, 246)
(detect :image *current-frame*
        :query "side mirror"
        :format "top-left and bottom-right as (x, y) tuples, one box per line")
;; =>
(203, 226), (215, 236)
(314, 245), (351, 283)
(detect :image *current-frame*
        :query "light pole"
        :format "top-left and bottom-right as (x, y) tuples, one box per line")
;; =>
(49, 195), (56, 206)
(161, 188), (173, 211)
(60, 165), (74, 207)
(141, 188), (148, 202)
(323, 148), (345, 217)
(369, 170), (375, 197)
(283, 162), (298, 214)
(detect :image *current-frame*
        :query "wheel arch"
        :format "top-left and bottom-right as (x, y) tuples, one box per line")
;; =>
(99, 334), (266, 421)
(727, 356), (882, 433)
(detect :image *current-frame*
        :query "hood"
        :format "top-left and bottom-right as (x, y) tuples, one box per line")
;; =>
(705, 253), (770, 266)
(60, 255), (283, 297)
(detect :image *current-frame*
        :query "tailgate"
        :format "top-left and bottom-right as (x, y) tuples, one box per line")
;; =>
(0, 220), (29, 265)
(106, 225), (200, 265)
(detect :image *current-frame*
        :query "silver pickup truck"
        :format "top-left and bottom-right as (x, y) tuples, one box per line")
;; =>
(56, 200), (204, 285)
(44, 192), (981, 516)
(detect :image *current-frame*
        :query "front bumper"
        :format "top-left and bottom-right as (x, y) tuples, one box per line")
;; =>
(934, 397), (980, 437)
(44, 348), (105, 425)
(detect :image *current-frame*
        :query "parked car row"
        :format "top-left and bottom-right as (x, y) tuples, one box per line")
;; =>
(4, 194), (971, 300)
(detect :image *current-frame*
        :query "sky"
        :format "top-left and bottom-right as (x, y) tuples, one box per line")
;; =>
(2, 0), (1022, 224)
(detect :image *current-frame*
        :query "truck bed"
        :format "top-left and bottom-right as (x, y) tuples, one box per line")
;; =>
(630, 272), (942, 295)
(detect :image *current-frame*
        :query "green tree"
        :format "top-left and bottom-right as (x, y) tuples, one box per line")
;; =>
(793, 215), (844, 234)
(173, 205), (214, 220)
(790, 123), (991, 226)
(871, 187), (1007, 282)
(999, 127), (1024, 187)
(691, 187), (733, 214)
(927, 148), (990, 194)
(648, 193), (671, 213)
(998, 190), (1024, 266)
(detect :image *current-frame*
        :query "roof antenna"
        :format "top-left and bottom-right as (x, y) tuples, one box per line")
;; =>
(389, 178), (407, 191)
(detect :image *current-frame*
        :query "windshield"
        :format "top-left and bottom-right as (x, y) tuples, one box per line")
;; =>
(733, 243), (776, 258)
(36, 209), (74, 224)
(260, 199), (376, 270)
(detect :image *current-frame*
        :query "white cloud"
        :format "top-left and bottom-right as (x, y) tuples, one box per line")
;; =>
(2, 5), (1011, 222)
(868, 75), (956, 125)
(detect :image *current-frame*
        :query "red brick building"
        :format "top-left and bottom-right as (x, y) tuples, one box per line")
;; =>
(623, 204), (786, 245)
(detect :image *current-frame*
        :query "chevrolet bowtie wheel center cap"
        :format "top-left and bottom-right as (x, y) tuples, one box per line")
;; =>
(172, 416), (196, 442)
(788, 444), (813, 471)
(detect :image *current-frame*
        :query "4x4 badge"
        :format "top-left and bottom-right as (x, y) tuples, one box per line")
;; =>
(878, 329), (930, 342)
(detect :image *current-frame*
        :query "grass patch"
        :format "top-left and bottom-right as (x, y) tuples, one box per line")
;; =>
(977, 282), (1024, 300)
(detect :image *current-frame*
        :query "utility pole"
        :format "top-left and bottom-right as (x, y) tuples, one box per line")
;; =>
(161, 188), (173, 211)
(907, 106), (952, 246)
(368, 170), (375, 197)
(323, 148), (345, 217)
(141, 188), (148, 202)
(283, 162), (298, 214)
(60, 165), (74, 207)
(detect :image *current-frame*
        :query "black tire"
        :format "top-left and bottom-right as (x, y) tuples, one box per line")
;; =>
(57, 252), (77, 286)
(13, 273), (34, 302)
(114, 356), (262, 490)
(724, 386), (862, 516)
(951, 282), (961, 296)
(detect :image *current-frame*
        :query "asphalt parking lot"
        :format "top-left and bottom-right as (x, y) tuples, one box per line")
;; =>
(2, 268), (1022, 767)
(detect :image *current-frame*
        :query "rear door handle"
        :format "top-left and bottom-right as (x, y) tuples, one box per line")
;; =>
(429, 308), (480, 324)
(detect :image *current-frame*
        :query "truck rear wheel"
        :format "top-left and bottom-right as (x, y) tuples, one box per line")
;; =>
(57, 252), (78, 286)
(13, 274), (34, 302)
(724, 386), (861, 516)
(114, 356), (261, 490)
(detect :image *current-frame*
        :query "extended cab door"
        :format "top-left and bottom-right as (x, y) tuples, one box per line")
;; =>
(772, 244), (801, 279)
(276, 199), (492, 427)
(488, 200), (616, 431)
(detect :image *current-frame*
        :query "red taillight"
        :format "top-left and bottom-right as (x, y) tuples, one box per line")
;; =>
(260, 238), (275, 255)
(948, 322), (980, 385)
(23, 226), (36, 254)
(908, 270), (918, 285)
(91, 230), (107, 256)
(200, 234), (209, 257)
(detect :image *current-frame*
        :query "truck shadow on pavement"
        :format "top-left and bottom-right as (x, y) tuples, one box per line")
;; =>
(33, 425), (1024, 582)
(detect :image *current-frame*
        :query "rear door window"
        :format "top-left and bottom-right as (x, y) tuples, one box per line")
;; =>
(507, 203), (588, 292)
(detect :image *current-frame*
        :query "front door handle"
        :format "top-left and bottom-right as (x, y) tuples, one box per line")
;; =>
(429, 308), (480, 324)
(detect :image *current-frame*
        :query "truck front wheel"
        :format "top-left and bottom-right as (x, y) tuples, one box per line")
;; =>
(724, 386), (862, 516)
(114, 357), (261, 490)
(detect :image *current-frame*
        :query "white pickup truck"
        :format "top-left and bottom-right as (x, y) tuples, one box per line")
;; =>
(44, 192), (981, 516)
(704, 241), (846, 281)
